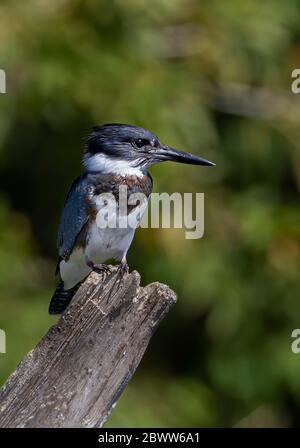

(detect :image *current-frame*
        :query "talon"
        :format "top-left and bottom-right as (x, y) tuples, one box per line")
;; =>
(86, 258), (111, 275)
(117, 261), (129, 275)
(93, 263), (111, 274)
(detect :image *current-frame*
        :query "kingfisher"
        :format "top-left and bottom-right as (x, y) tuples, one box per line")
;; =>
(49, 123), (215, 314)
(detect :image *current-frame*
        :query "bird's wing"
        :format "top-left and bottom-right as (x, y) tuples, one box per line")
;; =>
(57, 174), (92, 261)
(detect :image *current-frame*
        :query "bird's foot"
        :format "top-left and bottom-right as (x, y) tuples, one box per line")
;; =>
(88, 262), (111, 275)
(117, 260), (129, 276)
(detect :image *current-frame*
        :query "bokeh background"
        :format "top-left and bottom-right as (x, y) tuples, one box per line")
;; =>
(0, 0), (300, 428)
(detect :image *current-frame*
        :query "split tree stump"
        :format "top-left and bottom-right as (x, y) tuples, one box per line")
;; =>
(0, 267), (176, 428)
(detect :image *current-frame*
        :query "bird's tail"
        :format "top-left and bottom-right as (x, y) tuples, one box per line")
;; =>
(48, 281), (80, 315)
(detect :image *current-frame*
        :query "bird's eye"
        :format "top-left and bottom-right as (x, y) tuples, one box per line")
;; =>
(135, 138), (150, 148)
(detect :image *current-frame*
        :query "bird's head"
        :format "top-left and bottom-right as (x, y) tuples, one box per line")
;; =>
(83, 123), (215, 175)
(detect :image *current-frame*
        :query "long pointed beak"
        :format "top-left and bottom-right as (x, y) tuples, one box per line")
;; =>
(153, 145), (215, 166)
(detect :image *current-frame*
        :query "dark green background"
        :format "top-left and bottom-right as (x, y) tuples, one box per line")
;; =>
(0, 0), (300, 427)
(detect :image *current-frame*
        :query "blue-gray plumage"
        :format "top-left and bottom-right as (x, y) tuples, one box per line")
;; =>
(57, 175), (91, 261)
(49, 123), (215, 314)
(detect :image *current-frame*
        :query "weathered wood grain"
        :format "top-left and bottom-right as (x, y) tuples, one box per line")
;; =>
(0, 267), (176, 428)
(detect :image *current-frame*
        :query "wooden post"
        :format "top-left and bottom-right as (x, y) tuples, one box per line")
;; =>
(0, 268), (176, 428)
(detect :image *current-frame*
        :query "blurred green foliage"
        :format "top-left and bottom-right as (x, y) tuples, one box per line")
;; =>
(0, 0), (300, 427)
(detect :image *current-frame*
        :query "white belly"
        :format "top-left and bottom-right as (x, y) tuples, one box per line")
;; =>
(86, 197), (147, 263)
(60, 225), (136, 290)
(60, 198), (148, 290)
(85, 223), (135, 264)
